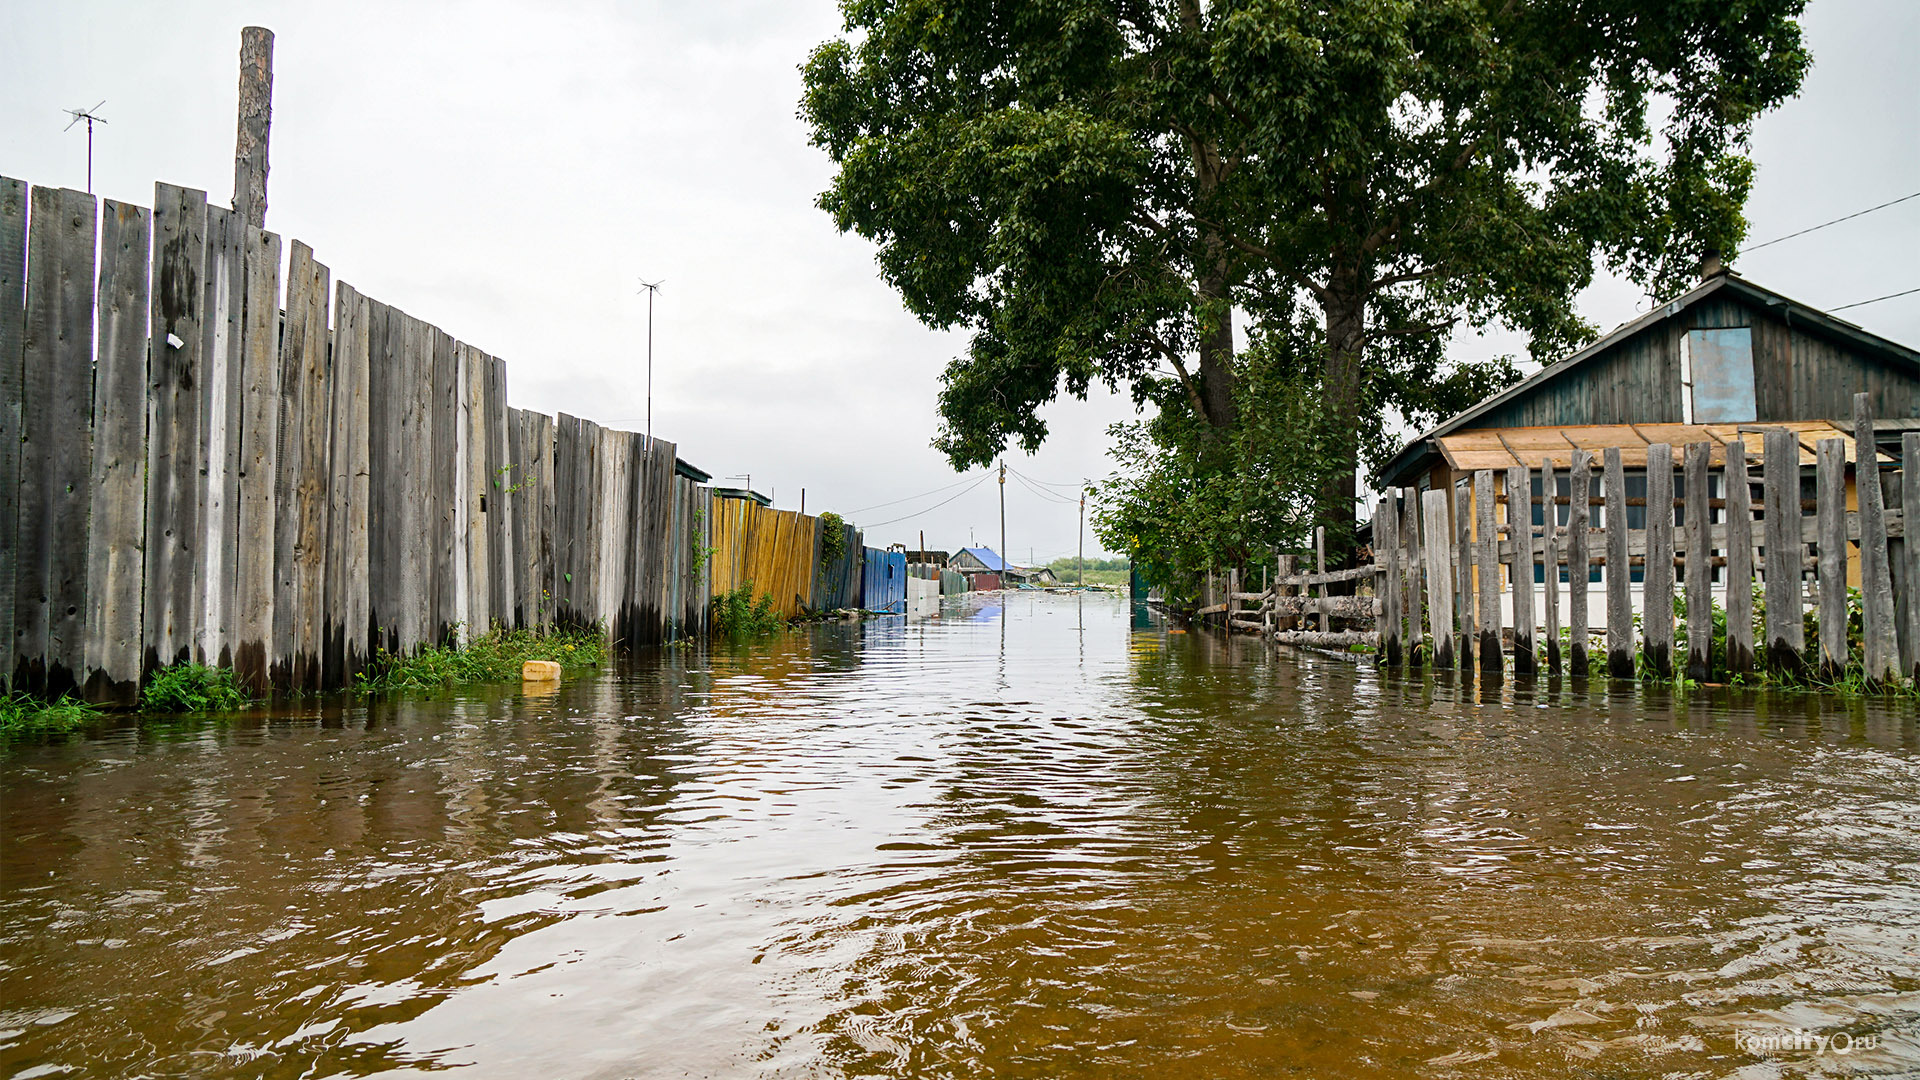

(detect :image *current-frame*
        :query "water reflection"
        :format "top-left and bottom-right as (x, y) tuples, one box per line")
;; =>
(2, 594), (1917, 1078)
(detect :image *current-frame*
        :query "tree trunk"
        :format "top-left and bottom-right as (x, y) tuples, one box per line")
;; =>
(1320, 269), (1366, 565)
(1180, 0), (1235, 433)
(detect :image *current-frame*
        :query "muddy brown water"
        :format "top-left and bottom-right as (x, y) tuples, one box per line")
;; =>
(4, 592), (1919, 1078)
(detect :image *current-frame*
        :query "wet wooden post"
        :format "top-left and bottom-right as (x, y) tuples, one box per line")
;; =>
(1762, 427), (1805, 673)
(1725, 436), (1756, 676)
(1683, 442), (1713, 682)
(1454, 484), (1475, 674)
(1904, 434), (1920, 681)
(1604, 448), (1633, 679)
(1507, 463), (1536, 675)
(1421, 488), (1453, 669)
(1313, 525), (1327, 632)
(232, 27), (274, 228)
(1815, 437), (1848, 680)
(145, 183), (209, 674)
(0, 178), (23, 692)
(1643, 443), (1674, 680)
(1853, 394), (1898, 683)
(1379, 492), (1401, 666)
(232, 223), (282, 691)
(324, 282), (370, 685)
(1889, 456), (1910, 680)
(1568, 450), (1592, 675)
(82, 199), (150, 705)
(1402, 490), (1423, 666)
(271, 241), (331, 690)
(1540, 458), (1561, 674)
(1474, 470), (1502, 677)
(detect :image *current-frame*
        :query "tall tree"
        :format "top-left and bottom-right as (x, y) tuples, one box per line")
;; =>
(802, 0), (1808, 545)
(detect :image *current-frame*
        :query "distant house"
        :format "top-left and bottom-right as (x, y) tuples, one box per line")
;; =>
(950, 546), (1055, 585)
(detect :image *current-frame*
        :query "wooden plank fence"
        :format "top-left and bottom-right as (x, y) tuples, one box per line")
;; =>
(0, 174), (739, 702)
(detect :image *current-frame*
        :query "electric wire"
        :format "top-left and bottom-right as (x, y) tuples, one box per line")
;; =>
(857, 472), (993, 528)
(1008, 466), (1089, 492)
(843, 470), (989, 516)
(1008, 470), (1078, 505)
(1741, 191), (1920, 254)
(1830, 286), (1920, 313)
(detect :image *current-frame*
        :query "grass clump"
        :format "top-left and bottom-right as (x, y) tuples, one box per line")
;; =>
(141, 663), (257, 713)
(0, 693), (104, 736)
(712, 583), (784, 638)
(355, 625), (608, 694)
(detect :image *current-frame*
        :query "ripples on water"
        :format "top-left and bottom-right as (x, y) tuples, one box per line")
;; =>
(3, 592), (1919, 1078)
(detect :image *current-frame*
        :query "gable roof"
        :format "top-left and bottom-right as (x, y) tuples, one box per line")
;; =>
(1376, 273), (1920, 484)
(957, 546), (1011, 572)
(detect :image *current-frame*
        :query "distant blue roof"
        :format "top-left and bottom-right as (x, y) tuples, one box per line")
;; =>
(959, 546), (1010, 572)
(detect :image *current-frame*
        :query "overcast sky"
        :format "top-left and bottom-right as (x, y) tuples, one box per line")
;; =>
(2, 1), (1915, 564)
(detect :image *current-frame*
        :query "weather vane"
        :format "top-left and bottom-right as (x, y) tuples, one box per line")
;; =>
(63, 100), (107, 194)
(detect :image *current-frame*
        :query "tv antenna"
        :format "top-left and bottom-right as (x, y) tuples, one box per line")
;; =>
(63, 101), (107, 193)
(637, 277), (664, 452)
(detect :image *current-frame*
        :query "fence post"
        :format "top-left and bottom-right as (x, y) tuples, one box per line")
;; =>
(1540, 457), (1561, 674)
(1725, 436), (1756, 675)
(1683, 442), (1712, 682)
(1454, 483), (1475, 674)
(1508, 463), (1536, 675)
(1475, 470), (1502, 677)
(1380, 492), (1401, 666)
(1905, 433), (1920, 681)
(1815, 437), (1848, 680)
(1604, 447), (1633, 679)
(1643, 443), (1674, 680)
(1763, 427), (1805, 673)
(1854, 394), (1898, 683)
(1568, 450), (1592, 675)
(1421, 488), (1453, 669)
(0, 177), (21, 692)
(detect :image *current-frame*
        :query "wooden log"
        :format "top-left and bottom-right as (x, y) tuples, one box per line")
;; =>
(1762, 427), (1805, 672)
(324, 281), (370, 685)
(486, 355), (513, 629)
(430, 327), (460, 645)
(1474, 471), (1502, 676)
(1568, 450), (1592, 675)
(1682, 442), (1712, 682)
(232, 27), (274, 229)
(0, 177), (23, 691)
(1507, 464), (1536, 675)
(1642, 443), (1674, 680)
(1815, 437), (1848, 680)
(144, 184), (209, 673)
(1904, 434), (1920, 681)
(82, 199), (150, 705)
(1269, 595), (1378, 619)
(1401, 488), (1423, 667)
(16, 186), (97, 695)
(1854, 394), (1898, 683)
(1271, 630), (1378, 649)
(230, 223), (281, 691)
(1603, 448), (1633, 679)
(1725, 436), (1756, 676)
(1379, 492), (1402, 666)
(1454, 484), (1474, 673)
(270, 241), (330, 690)
(1421, 488), (1454, 669)
(1539, 458), (1561, 675)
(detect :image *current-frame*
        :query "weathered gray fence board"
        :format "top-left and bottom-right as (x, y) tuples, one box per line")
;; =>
(1906, 434), (1920, 681)
(271, 241), (331, 689)
(1474, 471), (1501, 675)
(1380, 490), (1401, 665)
(531, 411), (556, 628)
(1762, 427), (1805, 671)
(1453, 484), (1474, 672)
(1815, 437), (1848, 678)
(324, 282), (371, 684)
(365, 302), (400, 655)
(506, 407), (529, 626)
(230, 224), (281, 690)
(1507, 465), (1536, 674)
(1603, 448), (1633, 678)
(1567, 450), (1592, 673)
(198, 206), (245, 667)
(1725, 438), (1756, 674)
(430, 326), (459, 645)
(82, 199), (150, 704)
(0, 178), (24, 689)
(1539, 459), (1561, 674)
(459, 345), (485, 634)
(144, 184), (208, 672)
(404, 314), (435, 651)
(17, 186), (97, 694)
(1401, 484), (1422, 666)
(1421, 489), (1453, 669)
(486, 355), (513, 630)
(1854, 395), (1898, 682)
(1643, 444), (1674, 679)
(1683, 442), (1711, 681)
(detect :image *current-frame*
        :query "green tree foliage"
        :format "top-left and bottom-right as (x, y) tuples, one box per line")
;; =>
(802, 0), (1809, 554)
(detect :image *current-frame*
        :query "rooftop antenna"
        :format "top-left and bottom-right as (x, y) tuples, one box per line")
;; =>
(637, 278), (664, 452)
(62, 101), (107, 193)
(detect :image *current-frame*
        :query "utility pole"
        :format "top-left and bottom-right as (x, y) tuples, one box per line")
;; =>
(638, 279), (663, 452)
(1077, 482), (1086, 586)
(62, 101), (107, 194)
(232, 27), (273, 228)
(998, 460), (1007, 586)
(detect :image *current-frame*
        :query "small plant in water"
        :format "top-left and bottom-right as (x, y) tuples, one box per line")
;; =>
(712, 583), (784, 638)
(354, 625), (609, 694)
(0, 693), (104, 736)
(141, 664), (257, 713)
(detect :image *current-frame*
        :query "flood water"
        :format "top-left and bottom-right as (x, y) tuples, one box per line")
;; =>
(4, 592), (1920, 1078)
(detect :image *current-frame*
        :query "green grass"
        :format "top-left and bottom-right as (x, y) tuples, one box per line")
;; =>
(141, 663), (257, 713)
(711, 584), (785, 638)
(354, 625), (609, 694)
(0, 693), (104, 736)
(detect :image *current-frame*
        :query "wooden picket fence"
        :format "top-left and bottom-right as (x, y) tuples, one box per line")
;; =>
(2, 175), (711, 704)
(1367, 395), (1917, 684)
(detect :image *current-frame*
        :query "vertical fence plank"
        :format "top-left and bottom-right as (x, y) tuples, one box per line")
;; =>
(1815, 437), (1848, 679)
(144, 184), (208, 673)
(271, 242), (330, 689)
(1540, 458), (1561, 674)
(1603, 448), (1633, 679)
(1762, 427), (1805, 672)
(1421, 489), (1453, 670)
(0, 177), (24, 689)
(1453, 484), (1474, 673)
(1683, 442), (1712, 682)
(1888, 459), (1909, 682)
(529, 411), (556, 628)
(1507, 464), (1536, 675)
(365, 302), (399, 655)
(1643, 443), (1674, 680)
(486, 356), (514, 629)
(1401, 491), (1422, 666)
(325, 282), (371, 684)
(400, 313), (433, 652)
(230, 225), (281, 690)
(17, 186), (97, 694)
(460, 346), (486, 632)
(507, 408), (529, 626)
(1474, 471), (1502, 676)
(448, 343), (471, 640)
(82, 199), (150, 704)
(1380, 491), (1401, 666)
(198, 206), (246, 667)
(430, 327), (460, 645)
(1853, 394), (1897, 683)
(1904, 434), (1920, 681)
(1568, 451), (1592, 675)
(1725, 437), (1756, 676)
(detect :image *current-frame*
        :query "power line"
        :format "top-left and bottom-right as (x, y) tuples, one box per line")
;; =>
(858, 473), (992, 528)
(1008, 467), (1087, 492)
(1831, 286), (1920, 313)
(1008, 470), (1077, 505)
(843, 470), (989, 516)
(1741, 190), (1920, 254)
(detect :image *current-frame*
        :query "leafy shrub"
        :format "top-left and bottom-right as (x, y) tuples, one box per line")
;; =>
(141, 664), (256, 713)
(712, 583), (784, 638)
(355, 625), (608, 694)
(0, 693), (103, 736)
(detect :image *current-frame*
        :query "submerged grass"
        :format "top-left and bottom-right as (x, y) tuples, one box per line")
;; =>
(354, 625), (609, 695)
(141, 663), (258, 713)
(0, 693), (105, 737)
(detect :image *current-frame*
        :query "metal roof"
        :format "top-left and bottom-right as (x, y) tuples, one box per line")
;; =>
(955, 546), (1012, 572)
